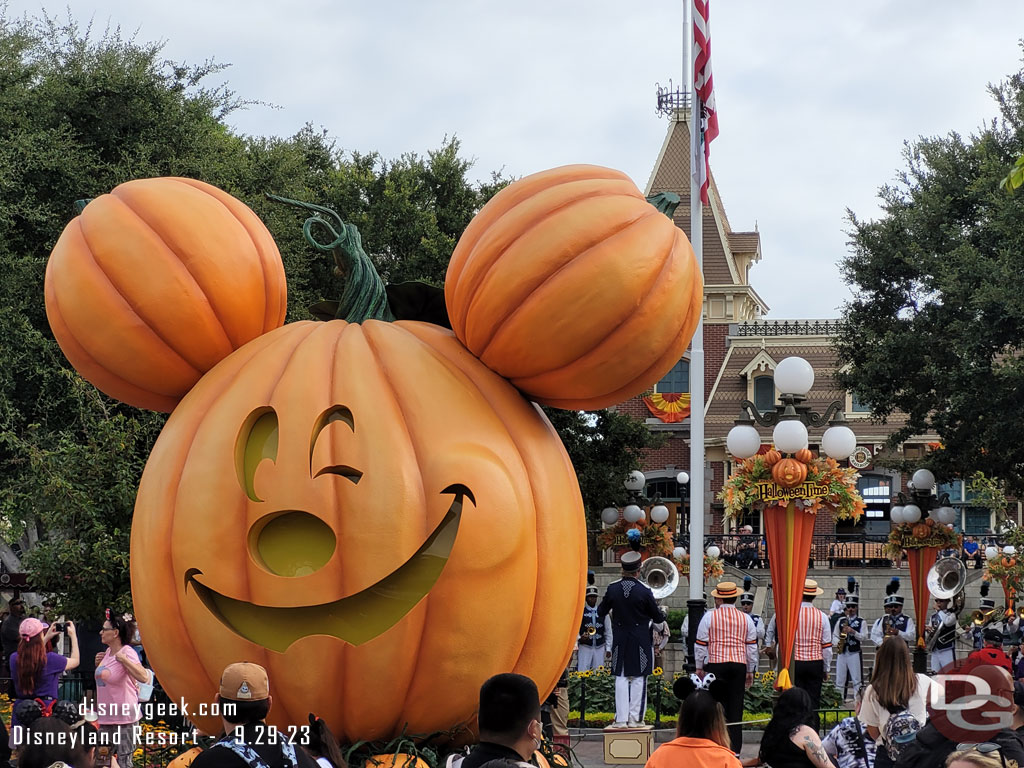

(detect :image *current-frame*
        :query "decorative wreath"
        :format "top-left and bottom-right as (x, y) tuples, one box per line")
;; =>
(676, 554), (726, 580)
(884, 519), (961, 559)
(719, 452), (865, 521)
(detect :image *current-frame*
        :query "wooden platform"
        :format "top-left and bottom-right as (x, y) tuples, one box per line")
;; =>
(602, 726), (655, 764)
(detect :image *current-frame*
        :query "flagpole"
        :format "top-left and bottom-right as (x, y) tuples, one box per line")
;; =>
(685, 0), (707, 672)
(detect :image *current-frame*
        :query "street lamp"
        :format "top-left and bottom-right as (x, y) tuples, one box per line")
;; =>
(676, 471), (690, 544)
(726, 356), (857, 463)
(890, 466), (957, 672)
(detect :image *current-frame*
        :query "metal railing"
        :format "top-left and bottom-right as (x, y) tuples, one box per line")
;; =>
(708, 533), (900, 569)
(734, 320), (844, 337)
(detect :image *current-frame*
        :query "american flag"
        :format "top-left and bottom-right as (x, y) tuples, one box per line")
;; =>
(693, 0), (718, 205)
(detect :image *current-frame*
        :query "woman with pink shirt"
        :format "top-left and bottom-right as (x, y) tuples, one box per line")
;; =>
(95, 611), (148, 768)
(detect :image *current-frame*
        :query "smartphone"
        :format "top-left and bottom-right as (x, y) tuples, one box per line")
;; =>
(95, 744), (113, 768)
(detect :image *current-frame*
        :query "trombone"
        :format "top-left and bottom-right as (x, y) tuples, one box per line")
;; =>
(969, 608), (999, 628)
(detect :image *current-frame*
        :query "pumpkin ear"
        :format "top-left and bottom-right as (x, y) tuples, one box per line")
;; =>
(444, 165), (702, 410)
(44, 177), (288, 412)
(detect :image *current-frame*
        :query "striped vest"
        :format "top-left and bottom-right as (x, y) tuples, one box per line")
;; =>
(794, 603), (829, 661)
(706, 605), (751, 664)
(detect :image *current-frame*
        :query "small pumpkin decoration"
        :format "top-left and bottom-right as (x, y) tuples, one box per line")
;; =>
(445, 165), (703, 410)
(772, 458), (807, 488)
(44, 177), (287, 411)
(763, 449), (782, 467)
(925, 518), (935, 527)
(364, 756), (431, 768)
(912, 523), (930, 539)
(118, 198), (586, 742)
(794, 448), (814, 464)
(1003, 557), (1017, 568)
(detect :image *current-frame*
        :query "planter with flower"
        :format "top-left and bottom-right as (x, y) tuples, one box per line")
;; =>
(597, 518), (723, 578)
(982, 534), (1024, 614)
(719, 447), (864, 689)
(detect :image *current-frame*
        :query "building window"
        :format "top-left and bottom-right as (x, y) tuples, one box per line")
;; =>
(857, 475), (892, 519)
(656, 359), (689, 393)
(646, 478), (684, 502)
(850, 392), (871, 413)
(938, 480), (991, 534)
(753, 376), (774, 413)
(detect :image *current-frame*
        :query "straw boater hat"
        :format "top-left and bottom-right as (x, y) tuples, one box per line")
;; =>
(803, 579), (824, 597)
(712, 581), (739, 599)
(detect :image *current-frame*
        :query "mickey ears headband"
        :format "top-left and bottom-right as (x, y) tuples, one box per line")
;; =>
(691, 672), (715, 691)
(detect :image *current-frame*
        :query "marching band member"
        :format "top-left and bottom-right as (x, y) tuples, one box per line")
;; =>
(925, 595), (958, 672)
(597, 550), (666, 729)
(871, 579), (915, 646)
(577, 585), (606, 672)
(740, 591), (765, 649)
(695, 581), (757, 753)
(792, 579), (832, 709)
(833, 592), (866, 700)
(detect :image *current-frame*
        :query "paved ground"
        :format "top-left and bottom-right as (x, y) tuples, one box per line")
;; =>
(563, 729), (761, 767)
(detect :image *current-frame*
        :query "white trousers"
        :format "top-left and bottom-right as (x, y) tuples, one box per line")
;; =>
(835, 651), (861, 693)
(578, 644), (604, 672)
(614, 676), (645, 724)
(931, 647), (954, 673)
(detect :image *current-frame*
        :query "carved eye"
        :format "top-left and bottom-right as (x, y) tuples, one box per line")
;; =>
(236, 408), (279, 502)
(310, 405), (362, 483)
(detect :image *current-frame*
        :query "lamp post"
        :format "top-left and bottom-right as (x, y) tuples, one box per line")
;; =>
(676, 471), (690, 544)
(890, 467), (958, 672)
(724, 357), (858, 686)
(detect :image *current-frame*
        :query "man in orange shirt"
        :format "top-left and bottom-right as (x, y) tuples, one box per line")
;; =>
(695, 581), (757, 752)
(792, 579), (832, 710)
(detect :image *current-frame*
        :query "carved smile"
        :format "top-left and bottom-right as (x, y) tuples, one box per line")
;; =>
(185, 484), (474, 652)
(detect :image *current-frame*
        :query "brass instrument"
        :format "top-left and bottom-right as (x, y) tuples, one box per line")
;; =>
(925, 557), (967, 652)
(837, 617), (850, 653)
(882, 615), (897, 636)
(970, 608), (998, 627)
(585, 625), (597, 637)
(637, 556), (680, 599)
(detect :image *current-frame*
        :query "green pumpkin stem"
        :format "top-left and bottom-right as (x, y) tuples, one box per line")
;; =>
(645, 191), (681, 219)
(267, 194), (395, 323)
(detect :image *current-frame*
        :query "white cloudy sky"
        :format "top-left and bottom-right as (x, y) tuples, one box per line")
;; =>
(10, 1), (1024, 317)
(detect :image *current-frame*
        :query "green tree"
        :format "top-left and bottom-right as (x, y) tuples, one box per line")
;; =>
(836, 60), (1024, 492)
(0, 11), (660, 614)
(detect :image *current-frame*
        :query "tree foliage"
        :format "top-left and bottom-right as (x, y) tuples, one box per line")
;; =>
(836, 58), (1024, 492)
(0, 11), (659, 615)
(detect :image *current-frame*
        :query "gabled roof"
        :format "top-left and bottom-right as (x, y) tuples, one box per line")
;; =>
(644, 113), (762, 290)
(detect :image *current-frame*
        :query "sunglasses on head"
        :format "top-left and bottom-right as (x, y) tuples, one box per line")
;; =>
(956, 743), (1006, 768)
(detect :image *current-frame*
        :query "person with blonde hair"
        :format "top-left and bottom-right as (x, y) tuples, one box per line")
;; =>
(945, 747), (1004, 768)
(857, 638), (936, 768)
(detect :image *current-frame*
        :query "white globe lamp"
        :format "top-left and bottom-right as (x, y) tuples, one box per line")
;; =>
(706, 545), (721, 559)
(890, 506), (905, 524)
(672, 546), (687, 561)
(902, 504), (922, 523)
(650, 504), (670, 524)
(624, 470), (646, 493)
(623, 504), (644, 523)
(986, 546), (1000, 560)
(911, 469), (936, 491)
(727, 424), (761, 459)
(774, 357), (815, 395)
(936, 506), (956, 525)
(676, 471), (690, 486)
(821, 425), (857, 460)
(1005, 545), (1017, 556)
(773, 419), (809, 454)
(601, 506), (620, 525)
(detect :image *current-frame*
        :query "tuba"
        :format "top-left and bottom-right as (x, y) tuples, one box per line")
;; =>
(638, 556), (680, 600)
(925, 557), (967, 652)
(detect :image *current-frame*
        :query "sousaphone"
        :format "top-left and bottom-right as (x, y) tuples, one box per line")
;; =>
(638, 556), (680, 600)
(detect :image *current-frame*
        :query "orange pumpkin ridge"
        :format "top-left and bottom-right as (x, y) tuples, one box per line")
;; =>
(45, 177), (287, 411)
(445, 165), (703, 410)
(772, 458), (808, 489)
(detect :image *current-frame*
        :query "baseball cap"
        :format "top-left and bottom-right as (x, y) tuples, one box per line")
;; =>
(219, 662), (270, 701)
(19, 617), (48, 641)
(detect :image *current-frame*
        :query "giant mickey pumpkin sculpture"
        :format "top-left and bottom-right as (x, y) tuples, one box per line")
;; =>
(44, 166), (702, 742)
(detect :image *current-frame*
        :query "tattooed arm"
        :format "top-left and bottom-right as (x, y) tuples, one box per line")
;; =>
(793, 725), (838, 768)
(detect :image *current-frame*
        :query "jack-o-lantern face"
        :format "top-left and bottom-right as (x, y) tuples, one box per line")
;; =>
(131, 320), (586, 742)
